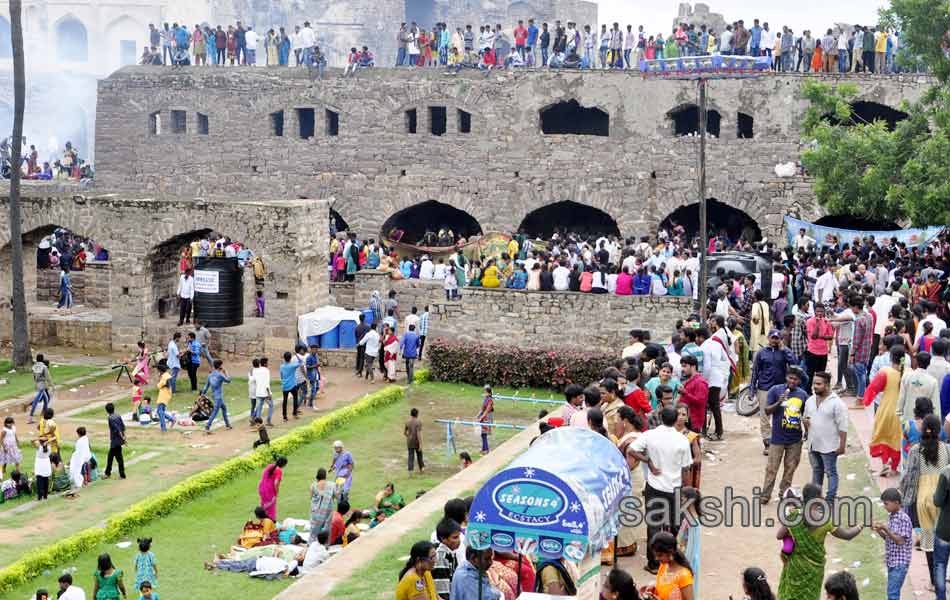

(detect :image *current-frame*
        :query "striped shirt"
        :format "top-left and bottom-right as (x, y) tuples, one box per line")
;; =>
(419, 311), (430, 336)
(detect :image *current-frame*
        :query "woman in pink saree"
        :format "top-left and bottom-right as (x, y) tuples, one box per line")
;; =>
(258, 456), (287, 521)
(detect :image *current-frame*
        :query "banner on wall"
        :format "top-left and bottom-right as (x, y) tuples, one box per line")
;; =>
(784, 216), (945, 249)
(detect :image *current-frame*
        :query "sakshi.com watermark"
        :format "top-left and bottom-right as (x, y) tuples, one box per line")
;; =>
(617, 487), (875, 529)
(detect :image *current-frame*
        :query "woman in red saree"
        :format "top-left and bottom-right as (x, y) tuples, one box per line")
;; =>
(382, 325), (399, 382)
(488, 552), (536, 600)
(258, 457), (287, 521)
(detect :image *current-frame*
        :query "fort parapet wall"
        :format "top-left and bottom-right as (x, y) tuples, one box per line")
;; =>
(93, 68), (932, 241)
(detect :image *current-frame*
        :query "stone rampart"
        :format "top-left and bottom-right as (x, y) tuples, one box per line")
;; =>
(349, 270), (690, 348)
(92, 68), (932, 241)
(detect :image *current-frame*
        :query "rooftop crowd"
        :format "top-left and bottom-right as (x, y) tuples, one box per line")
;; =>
(137, 15), (933, 75)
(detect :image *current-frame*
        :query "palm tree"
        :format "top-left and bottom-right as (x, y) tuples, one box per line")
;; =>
(7, 0), (30, 367)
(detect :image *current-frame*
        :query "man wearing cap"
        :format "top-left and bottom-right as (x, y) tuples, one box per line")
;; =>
(750, 329), (798, 455)
(330, 441), (354, 502)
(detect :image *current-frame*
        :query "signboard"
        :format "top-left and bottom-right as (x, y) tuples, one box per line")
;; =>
(784, 216), (944, 249)
(194, 270), (220, 294)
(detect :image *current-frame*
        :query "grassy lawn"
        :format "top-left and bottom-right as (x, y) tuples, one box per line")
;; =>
(824, 428), (889, 598)
(0, 440), (184, 567)
(0, 361), (105, 403)
(2, 381), (548, 599)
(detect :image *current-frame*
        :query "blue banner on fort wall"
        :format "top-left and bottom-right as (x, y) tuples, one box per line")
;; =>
(784, 216), (944, 249)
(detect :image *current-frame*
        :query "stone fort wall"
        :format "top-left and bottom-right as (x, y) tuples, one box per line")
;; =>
(94, 68), (932, 242)
(336, 270), (691, 349)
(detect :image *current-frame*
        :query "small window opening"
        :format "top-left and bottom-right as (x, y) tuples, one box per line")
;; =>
(297, 108), (315, 139)
(457, 109), (471, 133)
(429, 107), (447, 136)
(171, 110), (186, 134)
(197, 113), (209, 135)
(276, 291), (288, 300)
(540, 100), (609, 136)
(737, 112), (754, 139)
(270, 111), (284, 136)
(148, 111), (161, 135)
(406, 109), (417, 134)
(325, 109), (339, 136)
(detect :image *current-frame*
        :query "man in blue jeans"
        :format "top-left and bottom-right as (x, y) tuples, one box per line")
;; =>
(847, 295), (874, 400)
(305, 344), (322, 408)
(873, 487), (911, 600)
(201, 359), (233, 433)
(749, 18), (762, 57)
(802, 372), (847, 503)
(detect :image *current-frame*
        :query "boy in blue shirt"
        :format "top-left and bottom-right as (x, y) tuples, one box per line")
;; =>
(201, 359), (232, 433)
(279, 351), (301, 420)
(306, 344), (322, 408)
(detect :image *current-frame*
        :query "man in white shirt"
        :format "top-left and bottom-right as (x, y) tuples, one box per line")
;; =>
(358, 326), (381, 381)
(405, 306), (421, 332)
(253, 359), (273, 426)
(793, 228), (816, 252)
(480, 25), (495, 50)
(814, 263), (838, 306)
(419, 256), (434, 279)
(244, 26), (259, 65)
(58, 574), (86, 600)
(871, 283), (902, 337)
(177, 268), (195, 326)
(552, 262), (571, 291)
(628, 406), (693, 572)
(921, 300), (948, 336)
(700, 320), (731, 440)
(433, 260), (447, 281)
(803, 372), (848, 501)
(299, 21), (316, 65)
(621, 330), (647, 360)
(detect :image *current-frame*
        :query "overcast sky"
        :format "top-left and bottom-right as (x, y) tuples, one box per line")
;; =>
(595, 1), (889, 35)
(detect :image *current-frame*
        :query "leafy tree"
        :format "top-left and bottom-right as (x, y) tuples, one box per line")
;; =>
(800, 1), (950, 227)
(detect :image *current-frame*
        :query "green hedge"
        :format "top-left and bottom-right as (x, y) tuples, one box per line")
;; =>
(413, 367), (431, 384)
(0, 385), (405, 594)
(428, 340), (615, 390)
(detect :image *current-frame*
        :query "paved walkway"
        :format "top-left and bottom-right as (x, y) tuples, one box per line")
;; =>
(274, 415), (545, 599)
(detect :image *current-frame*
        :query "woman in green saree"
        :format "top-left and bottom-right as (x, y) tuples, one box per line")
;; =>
(776, 484), (863, 600)
(374, 482), (405, 518)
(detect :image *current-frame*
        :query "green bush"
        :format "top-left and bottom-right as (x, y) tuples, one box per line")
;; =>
(413, 367), (431, 384)
(0, 385), (405, 594)
(427, 340), (615, 390)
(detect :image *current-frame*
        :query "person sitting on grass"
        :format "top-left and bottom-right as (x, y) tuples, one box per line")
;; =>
(238, 506), (278, 549)
(458, 452), (473, 469)
(374, 482), (405, 520)
(50, 453), (71, 494)
(252, 417), (270, 449)
(345, 510), (367, 540)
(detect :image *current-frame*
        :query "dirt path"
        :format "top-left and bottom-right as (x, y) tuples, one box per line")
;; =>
(0, 367), (375, 567)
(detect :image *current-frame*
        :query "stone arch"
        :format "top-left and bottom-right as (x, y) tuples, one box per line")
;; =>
(515, 183), (630, 235)
(519, 201), (621, 239)
(105, 15), (144, 68)
(0, 198), (104, 250)
(667, 103), (722, 137)
(329, 207), (350, 233)
(55, 14), (88, 62)
(0, 16), (10, 59)
(507, 2), (535, 25)
(825, 100), (909, 132)
(660, 199), (762, 243)
(540, 99), (609, 136)
(380, 200), (483, 245)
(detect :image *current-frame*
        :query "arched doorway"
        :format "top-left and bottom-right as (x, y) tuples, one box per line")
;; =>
(825, 101), (909, 132)
(382, 200), (482, 246)
(148, 229), (213, 318)
(405, 0), (436, 27)
(668, 104), (721, 137)
(56, 17), (88, 62)
(105, 16), (143, 69)
(660, 199), (761, 243)
(814, 215), (900, 231)
(329, 208), (349, 234)
(0, 17), (11, 59)
(540, 100), (609, 136)
(518, 201), (620, 239)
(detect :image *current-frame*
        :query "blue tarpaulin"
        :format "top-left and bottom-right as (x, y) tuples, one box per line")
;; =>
(467, 428), (631, 563)
(784, 216), (944, 249)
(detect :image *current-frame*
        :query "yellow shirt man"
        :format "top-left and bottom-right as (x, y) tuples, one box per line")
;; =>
(157, 371), (172, 405)
(874, 30), (888, 53)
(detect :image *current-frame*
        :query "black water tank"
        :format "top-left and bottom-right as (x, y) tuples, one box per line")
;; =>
(193, 257), (244, 327)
